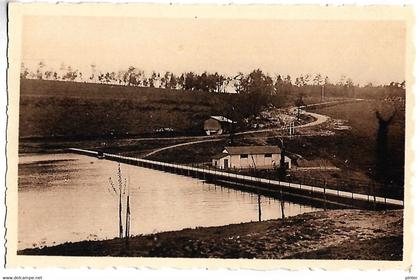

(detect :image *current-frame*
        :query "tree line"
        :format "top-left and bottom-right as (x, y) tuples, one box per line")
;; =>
(20, 61), (406, 117)
(21, 62), (406, 92)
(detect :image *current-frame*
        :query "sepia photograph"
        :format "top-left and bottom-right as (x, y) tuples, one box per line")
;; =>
(5, 3), (414, 269)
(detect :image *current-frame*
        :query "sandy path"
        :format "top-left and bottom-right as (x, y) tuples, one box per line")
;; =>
(298, 111), (330, 128)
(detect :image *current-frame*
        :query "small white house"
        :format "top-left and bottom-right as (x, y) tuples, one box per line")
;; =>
(204, 116), (234, 135)
(212, 145), (291, 170)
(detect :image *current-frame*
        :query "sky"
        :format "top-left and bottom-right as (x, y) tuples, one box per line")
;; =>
(21, 16), (406, 85)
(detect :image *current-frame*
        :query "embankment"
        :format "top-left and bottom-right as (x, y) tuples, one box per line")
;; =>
(19, 209), (403, 260)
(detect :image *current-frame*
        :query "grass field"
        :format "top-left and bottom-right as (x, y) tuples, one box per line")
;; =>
(19, 79), (244, 139)
(311, 100), (405, 185)
(18, 79), (338, 140)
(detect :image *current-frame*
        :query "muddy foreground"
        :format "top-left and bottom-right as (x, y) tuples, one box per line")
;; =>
(19, 209), (403, 260)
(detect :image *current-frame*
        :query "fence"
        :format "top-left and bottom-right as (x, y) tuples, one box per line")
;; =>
(184, 163), (404, 200)
(69, 148), (404, 210)
(181, 162), (403, 208)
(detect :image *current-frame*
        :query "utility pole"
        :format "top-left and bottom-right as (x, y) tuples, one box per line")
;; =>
(227, 105), (236, 145)
(289, 122), (295, 136)
(117, 164), (123, 238)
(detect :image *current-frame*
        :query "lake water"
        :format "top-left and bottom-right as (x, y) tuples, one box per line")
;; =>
(18, 153), (319, 250)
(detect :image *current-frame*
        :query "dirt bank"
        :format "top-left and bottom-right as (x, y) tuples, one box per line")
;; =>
(19, 209), (403, 260)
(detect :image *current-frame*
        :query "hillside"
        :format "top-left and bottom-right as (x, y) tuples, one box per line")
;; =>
(19, 79), (246, 139)
(19, 79), (403, 140)
(311, 100), (405, 186)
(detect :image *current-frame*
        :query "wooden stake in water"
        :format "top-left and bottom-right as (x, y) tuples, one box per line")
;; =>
(117, 164), (124, 239)
(125, 195), (131, 237)
(125, 178), (131, 239)
(125, 193), (131, 250)
(258, 194), (262, 222)
(323, 180), (327, 211)
(108, 164), (131, 242)
(280, 187), (285, 222)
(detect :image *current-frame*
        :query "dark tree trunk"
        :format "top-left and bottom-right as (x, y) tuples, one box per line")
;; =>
(375, 111), (396, 183)
(278, 139), (287, 180)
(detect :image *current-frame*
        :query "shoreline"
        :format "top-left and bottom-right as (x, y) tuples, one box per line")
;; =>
(19, 209), (403, 260)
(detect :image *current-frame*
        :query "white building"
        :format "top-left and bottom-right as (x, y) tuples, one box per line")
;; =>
(212, 145), (291, 170)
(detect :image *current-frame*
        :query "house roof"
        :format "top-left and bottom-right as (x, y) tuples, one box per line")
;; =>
(210, 116), (234, 123)
(224, 145), (281, 155)
(212, 153), (229, 159)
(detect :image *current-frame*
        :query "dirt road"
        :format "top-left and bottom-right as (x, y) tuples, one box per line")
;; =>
(142, 138), (225, 158)
(135, 100), (354, 143)
(298, 111), (330, 128)
(142, 101), (338, 158)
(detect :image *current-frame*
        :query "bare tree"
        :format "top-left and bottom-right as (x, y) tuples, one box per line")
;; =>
(108, 164), (131, 239)
(168, 73), (177, 89)
(20, 62), (29, 79)
(294, 93), (305, 120)
(323, 75), (330, 86)
(148, 71), (158, 88)
(36, 61), (45, 79)
(90, 64), (97, 82)
(313, 73), (323, 86)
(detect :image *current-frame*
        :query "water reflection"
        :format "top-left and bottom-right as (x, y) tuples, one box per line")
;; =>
(18, 153), (319, 250)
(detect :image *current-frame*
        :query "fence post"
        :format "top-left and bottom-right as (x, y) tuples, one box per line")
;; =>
(373, 194), (376, 211)
(370, 181), (375, 210)
(280, 186), (285, 222)
(323, 183), (326, 211)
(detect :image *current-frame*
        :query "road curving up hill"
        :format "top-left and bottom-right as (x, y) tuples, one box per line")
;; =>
(142, 100), (355, 158)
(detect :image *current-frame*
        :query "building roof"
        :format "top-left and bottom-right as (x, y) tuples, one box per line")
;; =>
(224, 145), (281, 155)
(211, 152), (229, 159)
(210, 116), (234, 123)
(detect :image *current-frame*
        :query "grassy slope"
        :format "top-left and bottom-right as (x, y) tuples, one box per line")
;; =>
(19, 79), (237, 139)
(17, 79), (334, 141)
(310, 100), (405, 186)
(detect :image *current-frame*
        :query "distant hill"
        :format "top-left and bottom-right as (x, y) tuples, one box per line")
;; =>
(19, 79), (402, 140)
(19, 79), (238, 139)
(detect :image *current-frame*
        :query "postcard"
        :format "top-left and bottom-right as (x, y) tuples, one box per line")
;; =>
(5, 3), (414, 270)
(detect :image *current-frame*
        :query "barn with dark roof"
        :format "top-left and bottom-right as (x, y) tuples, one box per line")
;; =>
(203, 116), (234, 135)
